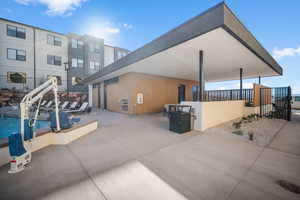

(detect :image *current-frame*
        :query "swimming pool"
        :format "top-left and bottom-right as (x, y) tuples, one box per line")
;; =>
(0, 117), (50, 139)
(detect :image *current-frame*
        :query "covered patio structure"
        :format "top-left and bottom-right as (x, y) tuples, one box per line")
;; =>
(83, 2), (282, 131)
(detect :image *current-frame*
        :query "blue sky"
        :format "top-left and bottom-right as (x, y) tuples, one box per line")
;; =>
(1, 0), (300, 94)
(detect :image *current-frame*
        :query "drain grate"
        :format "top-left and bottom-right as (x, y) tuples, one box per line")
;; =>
(276, 180), (300, 194)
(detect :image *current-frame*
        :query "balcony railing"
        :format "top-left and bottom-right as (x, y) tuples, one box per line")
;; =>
(193, 89), (254, 103)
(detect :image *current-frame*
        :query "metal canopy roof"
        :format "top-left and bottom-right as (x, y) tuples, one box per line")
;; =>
(83, 2), (282, 84)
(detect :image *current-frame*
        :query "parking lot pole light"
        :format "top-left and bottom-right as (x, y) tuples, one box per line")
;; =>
(64, 62), (70, 101)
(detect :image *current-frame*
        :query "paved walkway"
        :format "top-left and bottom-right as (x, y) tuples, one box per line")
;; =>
(0, 110), (299, 200)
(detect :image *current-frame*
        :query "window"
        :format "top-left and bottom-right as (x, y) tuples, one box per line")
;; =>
(71, 39), (84, 48)
(295, 96), (300, 102)
(7, 25), (26, 39)
(54, 37), (62, 46)
(90, 44), (100, 53)
(77, 40), (84, 48)
(72, 39), (77, 48)
(54, 56), (61, 65)
(95, 62), (100, 69)
(7, 72), (26, 84)
(47, 55), (62, 66)
(90, 44), (95, 53)
(71, 58), (83, 67)
(89, 61), (100, 69)
(47, 35), (62, 46)
(47, 55), (54, 65)
(47, 35), (53, 45)
(7, 48), (26, 61)
(7, 49), (16, 60)
(95, 44), (100, 53)
(47, 75), (62, 85)
(7, 25), (16, 37)
(90, 61), (95, 69)
(72, 58), (78, 67)
(78, 59), (84, 67)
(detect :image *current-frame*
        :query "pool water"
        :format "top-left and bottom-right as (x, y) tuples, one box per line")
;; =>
(0, 117), (50, 139)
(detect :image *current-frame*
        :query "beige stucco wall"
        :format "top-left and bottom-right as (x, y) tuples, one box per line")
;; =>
(243, 105), (260, 116)
(182, 100), (261, 131)
(201, 100), (245, 130)
(105, 72), (197, 114)
(106, 74), (133, 113)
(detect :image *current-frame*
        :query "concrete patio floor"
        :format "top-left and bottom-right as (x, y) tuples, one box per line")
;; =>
(0, 110), (299, 200)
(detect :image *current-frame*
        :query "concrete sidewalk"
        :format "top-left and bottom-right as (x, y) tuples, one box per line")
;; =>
(269, 110), (300, 155)
(0, 110), (299, 200)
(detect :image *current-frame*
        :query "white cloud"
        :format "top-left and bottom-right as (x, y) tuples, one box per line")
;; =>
(83, 20), (120, 44)
(272, 46), (300, 60)
(104, 27), (120, 34)
(15, 0), (29, 5)
(15, 0), (88, 16)
(123, 23), (133, 30)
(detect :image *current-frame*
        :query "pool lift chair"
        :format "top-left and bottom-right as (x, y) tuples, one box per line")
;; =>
(8, 77), (61, 174)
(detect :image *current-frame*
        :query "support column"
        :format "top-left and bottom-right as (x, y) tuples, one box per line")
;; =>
(240, 68), (243, 100)
(198, 50), (205, 101)
(88, 84), (93, 107)
(258, 76), (261, 85)
(100, 82), (105, 109)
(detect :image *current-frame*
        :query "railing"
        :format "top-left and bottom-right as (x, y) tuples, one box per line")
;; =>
(193, 88), (254, 103)
(0, 75), (68, 92)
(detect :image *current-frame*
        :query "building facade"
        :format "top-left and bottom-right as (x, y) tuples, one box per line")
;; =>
(0, 18), (68, 91)
(0, 17), (129, 92)
(67, 34), (130, 92)
(67, 33), (104, 92)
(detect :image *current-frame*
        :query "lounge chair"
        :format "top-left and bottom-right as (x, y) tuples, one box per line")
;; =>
(65, 102), (90, 113)
(68, 101), (79, 110)
(60, 101), (69, 110)
(44, 101), (53, 108)
(40, 100), (48, 106)
(40, 100), (59, 112)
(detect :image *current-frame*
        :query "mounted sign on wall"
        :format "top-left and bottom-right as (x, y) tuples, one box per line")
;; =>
(137, 93), (144, 104)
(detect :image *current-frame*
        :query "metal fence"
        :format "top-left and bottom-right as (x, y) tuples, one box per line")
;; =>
(0, 75), (88, 106)
(193, 88), (254, 103)
(260, 87), (291, 121)
(0, 75), (68, 92)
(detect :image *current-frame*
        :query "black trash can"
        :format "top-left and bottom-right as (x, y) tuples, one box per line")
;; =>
(169, 105), (192, 134)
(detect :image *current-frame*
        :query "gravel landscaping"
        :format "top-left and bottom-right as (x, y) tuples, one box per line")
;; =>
(206, 115), (287, 147)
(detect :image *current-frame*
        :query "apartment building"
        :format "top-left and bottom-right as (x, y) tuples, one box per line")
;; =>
(0, 17), (129, 92)
(0, 18), (68, 91)
(67, 34), (130, 92)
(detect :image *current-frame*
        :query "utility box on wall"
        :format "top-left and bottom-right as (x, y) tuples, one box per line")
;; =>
(137, 93), (143, 104)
